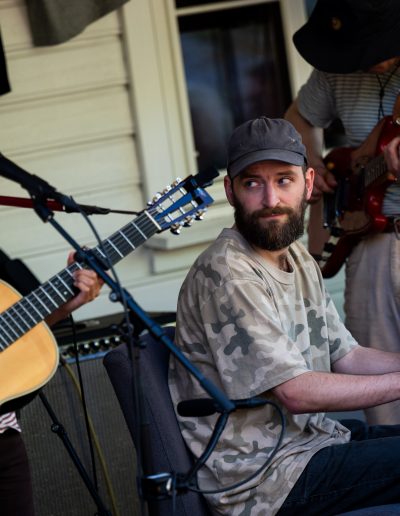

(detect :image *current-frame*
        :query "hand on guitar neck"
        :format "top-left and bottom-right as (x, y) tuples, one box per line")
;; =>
(308, 114), (400, 278)
(383, 135), (400, 174)
(44, 251), (103, 327)
(309, 165), (337, 204)
(349, 116), (400, 179)
(310, 114), (400, 205)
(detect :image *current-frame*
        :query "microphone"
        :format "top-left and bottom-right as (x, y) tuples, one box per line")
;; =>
(177, 397), (268, 417)
(0, 153), (76, 210)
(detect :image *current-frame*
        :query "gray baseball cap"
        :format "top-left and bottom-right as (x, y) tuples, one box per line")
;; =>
(227, 117), (308, 179)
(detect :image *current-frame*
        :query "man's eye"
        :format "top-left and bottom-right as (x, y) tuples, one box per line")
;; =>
(244, 180), (260, 188)
(278, 177), (292, 185)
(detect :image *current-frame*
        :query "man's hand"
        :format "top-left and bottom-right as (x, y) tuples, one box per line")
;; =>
(284, 101), (337, 203)
(45, 252), (104, 327)
(383, 135), (400, 176)
(309, 165), (337, 204)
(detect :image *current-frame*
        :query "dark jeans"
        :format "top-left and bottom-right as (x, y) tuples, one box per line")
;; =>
(0, 430), (35, 516)
(277, 419), (400, 516)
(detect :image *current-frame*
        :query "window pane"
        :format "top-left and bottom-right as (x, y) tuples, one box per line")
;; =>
(179, 3), (291, 171)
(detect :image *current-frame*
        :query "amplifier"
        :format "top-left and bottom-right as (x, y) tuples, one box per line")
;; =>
(54, 312), (126, 363)
(53, 311), (176, 362)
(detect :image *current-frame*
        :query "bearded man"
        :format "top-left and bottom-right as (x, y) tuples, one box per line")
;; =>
(168, 117), (400, 515)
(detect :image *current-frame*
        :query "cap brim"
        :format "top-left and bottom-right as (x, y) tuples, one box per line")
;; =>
(229, 149), (306, 178)
(293, 25), (400, 73)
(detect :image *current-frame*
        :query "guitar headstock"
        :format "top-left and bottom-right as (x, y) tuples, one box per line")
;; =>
(147, 169), (218, 234)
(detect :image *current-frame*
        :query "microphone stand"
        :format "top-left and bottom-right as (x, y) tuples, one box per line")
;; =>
(29, 191), (235, 511)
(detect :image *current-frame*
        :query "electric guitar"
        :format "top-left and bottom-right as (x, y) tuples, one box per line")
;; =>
(309, 116), (400, 278)
(0, 172), (215, 413)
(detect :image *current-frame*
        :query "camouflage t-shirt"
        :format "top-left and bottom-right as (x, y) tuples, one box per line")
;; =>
(169, 228), (358, 515)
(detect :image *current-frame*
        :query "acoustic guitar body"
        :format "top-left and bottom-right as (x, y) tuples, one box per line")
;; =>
(0, 280), (59, 414)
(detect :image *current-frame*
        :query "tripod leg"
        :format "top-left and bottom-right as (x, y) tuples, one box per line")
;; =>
(38, 392), (112, 516)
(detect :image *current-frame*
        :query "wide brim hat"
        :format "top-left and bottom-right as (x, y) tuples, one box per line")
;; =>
(293, 0), (400, 73)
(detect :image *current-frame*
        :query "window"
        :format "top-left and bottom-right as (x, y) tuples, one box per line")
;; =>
(178, 2), (291, 171)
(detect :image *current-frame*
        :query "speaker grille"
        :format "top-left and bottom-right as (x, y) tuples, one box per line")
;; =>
(20, 354), (140, 516)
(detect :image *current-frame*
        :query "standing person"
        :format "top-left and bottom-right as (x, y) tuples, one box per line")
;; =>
(285, 0), (400, 425)
(0, 253), (103, 516)
(169, 117), (400, 515)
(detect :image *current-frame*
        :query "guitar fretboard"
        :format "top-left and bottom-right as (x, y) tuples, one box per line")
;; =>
(0, 210), (159, 351)
(364, 154), (387, 188)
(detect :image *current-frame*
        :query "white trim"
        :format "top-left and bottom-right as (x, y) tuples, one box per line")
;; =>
(280, 0), (312, 97)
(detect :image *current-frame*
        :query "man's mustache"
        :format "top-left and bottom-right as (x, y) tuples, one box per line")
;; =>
(253, 207), (293, 218)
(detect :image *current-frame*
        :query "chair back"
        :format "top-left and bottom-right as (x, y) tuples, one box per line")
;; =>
(103, 326), (212, 516)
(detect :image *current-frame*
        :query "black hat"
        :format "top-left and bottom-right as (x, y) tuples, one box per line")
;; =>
(227, 117), (307, 179)
(293, 0), (400, 73)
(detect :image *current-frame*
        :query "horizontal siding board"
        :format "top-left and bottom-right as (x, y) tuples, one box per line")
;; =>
(3, 39), (127, 104)
(69, 270), (185, 320)
(0, 88), (134, 154)
(0, 137), (140, 196)
(151, 243), (209, 275)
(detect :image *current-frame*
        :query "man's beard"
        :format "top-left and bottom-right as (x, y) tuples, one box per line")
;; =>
(233, 191), (307, 251)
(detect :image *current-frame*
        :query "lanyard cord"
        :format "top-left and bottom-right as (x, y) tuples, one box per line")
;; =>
(376, 61), (400, 120)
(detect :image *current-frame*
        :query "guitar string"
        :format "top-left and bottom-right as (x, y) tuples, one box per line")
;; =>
(0, 191), (204, 347)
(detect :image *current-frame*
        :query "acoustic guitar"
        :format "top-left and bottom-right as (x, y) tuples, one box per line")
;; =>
(0, 172), (214, 413)
(309, 115), (400, 278)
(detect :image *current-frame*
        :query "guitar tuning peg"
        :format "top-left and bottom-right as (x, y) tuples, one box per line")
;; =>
(151, 193), (162, 203)
(172, 177), (182, 186)
(170, 223), (181, 235)
(195, 209), (206, 220)
(162, 185), (172, 194)
(183, 216), (193, 227)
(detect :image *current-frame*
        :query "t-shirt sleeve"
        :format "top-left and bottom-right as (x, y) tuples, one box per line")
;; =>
(199, 278), (310, 400)
(297, 69), (337, 129)
(324, 291), (359, 363)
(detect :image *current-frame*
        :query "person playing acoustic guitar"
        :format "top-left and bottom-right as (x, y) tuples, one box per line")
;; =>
(285, 0), (400, 425)
(0, 252), (103, 516)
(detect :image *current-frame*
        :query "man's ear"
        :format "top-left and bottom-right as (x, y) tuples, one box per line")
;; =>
(305, 167), (315, 201)
(224, 175), (235, 206)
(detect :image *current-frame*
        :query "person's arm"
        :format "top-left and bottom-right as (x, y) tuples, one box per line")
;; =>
(45, 252), (103, 327)
(285, 99), (337, 202)
(271, 368), (400, 414)
(383, 135), (400, 175)
(271, 345), (400, 414)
